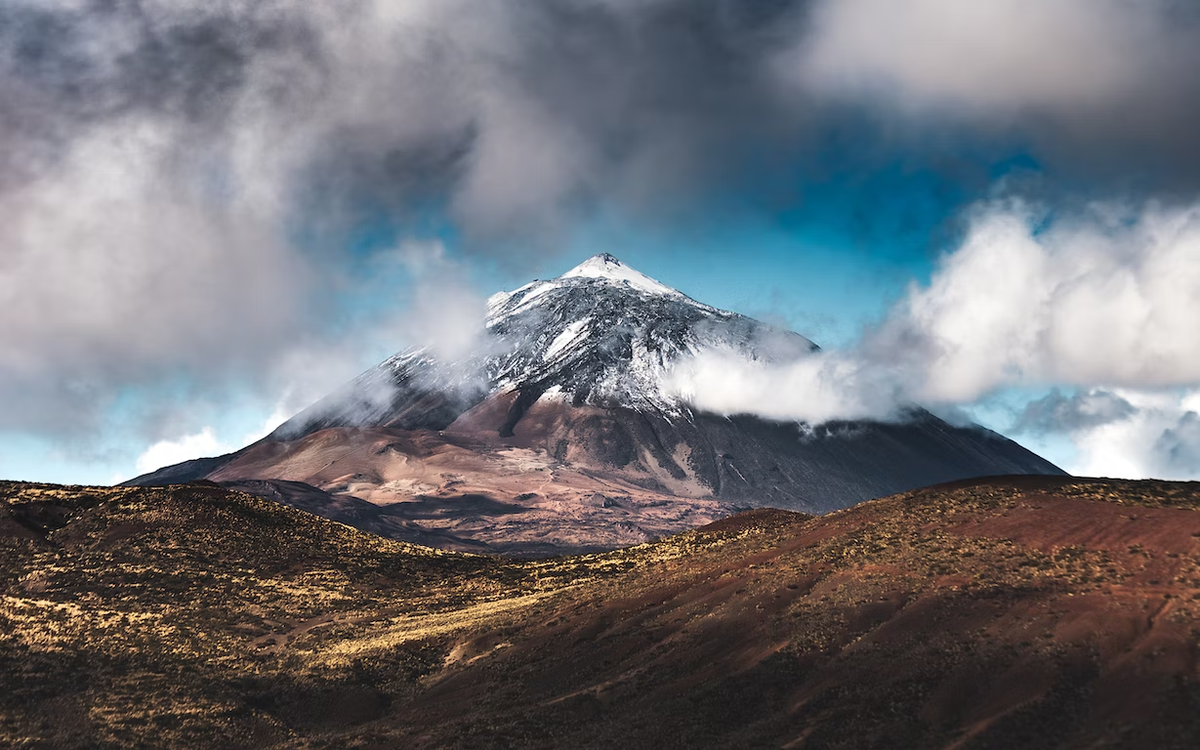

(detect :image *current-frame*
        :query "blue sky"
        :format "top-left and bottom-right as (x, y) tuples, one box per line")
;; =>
(3, 0), (1200, 485)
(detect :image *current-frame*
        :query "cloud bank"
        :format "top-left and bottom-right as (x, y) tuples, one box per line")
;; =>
(672, 198), (1200, 477)
(791, 0), (1200, 184)
(3, 0), (1200, 477)
(0, 0), (817, 442)
(885, 200), (1200, 398)
(1013, 388), (1200, 480)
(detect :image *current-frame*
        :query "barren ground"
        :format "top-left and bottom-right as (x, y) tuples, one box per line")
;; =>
(3, 476), (1200, 748)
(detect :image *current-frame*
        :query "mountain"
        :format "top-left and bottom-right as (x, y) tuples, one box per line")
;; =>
(6, 476), (1200, 747)
(128, 254), (1063, 554)
(269, 252), (822, 437)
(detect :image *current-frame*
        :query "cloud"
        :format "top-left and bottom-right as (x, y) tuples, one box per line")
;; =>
(672, 198), (1200, 438)
(0, 0), (817, 443)
(4, 0), (1200, 475)
(1012, 389), (1136, 435)
(668, 346), (903, 425)
(134, 426), (229, 475)
(1019, 388), (1200, 480)
(789, 0), (1200, 184)
(0, 119), (310, 432)
(797, 0), (1164, 113)
(1153, 410), (1200, 478)
(373, 241), (491, 363)
(882, 200), (1200, 398)
(132, 398), (290, 476)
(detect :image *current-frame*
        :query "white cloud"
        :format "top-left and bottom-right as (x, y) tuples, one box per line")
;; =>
(887, 200), (1200, 397)
(668, 348), (902, 424)
(671, 198), (1200, 473)
(130, 400), (290, 478)
(134, 427), (231, 475)
(375, 241), (491, 364)
(1044, 389), (1200, 480)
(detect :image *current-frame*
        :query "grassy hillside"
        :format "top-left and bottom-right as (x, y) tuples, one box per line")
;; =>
(3, 476), (1200, 748)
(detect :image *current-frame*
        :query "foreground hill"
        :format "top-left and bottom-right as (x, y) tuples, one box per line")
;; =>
(4, 476), (1199, 748)
(129, 254), (1061, 555)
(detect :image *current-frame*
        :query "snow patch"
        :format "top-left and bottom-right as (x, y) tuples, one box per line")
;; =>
(559, 253), (680, 297)
(499, 281), (559, 318)
(486, 291), (511, 311)
(544, 317), (591, 361)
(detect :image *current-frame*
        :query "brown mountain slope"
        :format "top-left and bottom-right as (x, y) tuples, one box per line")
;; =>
(180, 393), (1060, 557)
(3, 476), (1200, 748)
(203, 423), (741, 556)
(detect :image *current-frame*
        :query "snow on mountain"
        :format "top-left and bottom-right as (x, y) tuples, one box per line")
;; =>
(129, 253), (1064, 538)
(557, 252), (682, 297)
(544, 317), (592, 362)
(260, 253), (817, 440)
(488, 255), (812, 413)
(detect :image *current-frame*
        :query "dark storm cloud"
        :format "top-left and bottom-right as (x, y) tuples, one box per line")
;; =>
(0, 2), (317, 176)
(791, 0), (1200, 192)
(0, 0), (824, 440)
(4, 0), (1200, 444)
(0, 0), (826, 244)
(7, 1), (1200, 255)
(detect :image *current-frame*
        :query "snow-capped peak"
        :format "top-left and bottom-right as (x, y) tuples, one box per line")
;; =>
(558, 253), (680, 297)
(273, 251), (820, 440)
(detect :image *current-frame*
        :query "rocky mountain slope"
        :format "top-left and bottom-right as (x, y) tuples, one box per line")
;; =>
(4, 476), (1199, 748)
(269, 253), (822, 437)
(129, 255), (1063, 554)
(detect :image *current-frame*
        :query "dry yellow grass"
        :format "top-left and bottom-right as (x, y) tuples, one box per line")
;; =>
(3, 477), (1200, 748)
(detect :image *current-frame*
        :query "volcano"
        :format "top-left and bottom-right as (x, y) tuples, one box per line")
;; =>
(128, 254), (1062, 554)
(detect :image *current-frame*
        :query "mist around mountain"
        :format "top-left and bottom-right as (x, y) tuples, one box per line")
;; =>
(128, 254), (1062, 555)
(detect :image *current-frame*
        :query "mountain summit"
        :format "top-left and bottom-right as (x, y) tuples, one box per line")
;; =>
(555, 252), (681, 295)
(270, 253), (815, 436)
(129, 255), (1063, 554)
